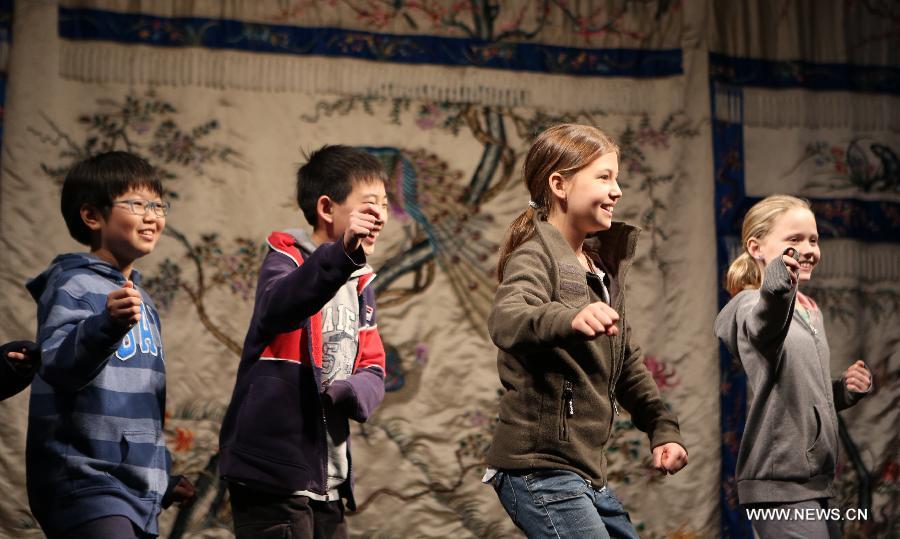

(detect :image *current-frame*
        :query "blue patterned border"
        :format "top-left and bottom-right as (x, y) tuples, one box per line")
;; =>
(709, 52), (900, 95)
(58, 6), (682, 78)
(711, 82), (754, 539)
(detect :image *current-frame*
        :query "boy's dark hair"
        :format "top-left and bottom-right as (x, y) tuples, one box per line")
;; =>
(61, 151), (163, 246)
(296, 145), (387, 227)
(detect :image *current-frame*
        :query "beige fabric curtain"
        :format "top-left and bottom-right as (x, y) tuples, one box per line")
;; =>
(0, 1), (895, 537)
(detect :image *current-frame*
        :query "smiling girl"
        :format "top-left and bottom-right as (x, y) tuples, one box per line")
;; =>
(484, 124), (687, 538)
(716, 195), (871, 538)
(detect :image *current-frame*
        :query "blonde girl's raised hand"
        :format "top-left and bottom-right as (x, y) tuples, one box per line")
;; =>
(571, 301), (620, 338)
(781, 247), (801, 285)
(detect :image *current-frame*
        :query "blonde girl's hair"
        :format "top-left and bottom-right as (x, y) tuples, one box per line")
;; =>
(496, 124), (619, 281)
(725, 194), (811, 296)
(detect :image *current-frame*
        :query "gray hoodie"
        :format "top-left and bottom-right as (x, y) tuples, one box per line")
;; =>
(715, 258), (866, 504)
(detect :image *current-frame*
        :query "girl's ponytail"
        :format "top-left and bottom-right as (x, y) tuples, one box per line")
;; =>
(725, 252), (761, 296)
(497, 207), (537, 281)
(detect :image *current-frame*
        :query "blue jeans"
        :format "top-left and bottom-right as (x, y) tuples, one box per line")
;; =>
(490, 469), (640, 539)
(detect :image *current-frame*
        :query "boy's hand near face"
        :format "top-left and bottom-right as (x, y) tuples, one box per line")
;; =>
(343, 203), (384, 254)
(107, 280), (143, 329)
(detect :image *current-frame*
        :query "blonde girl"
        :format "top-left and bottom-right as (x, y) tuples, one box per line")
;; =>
(716, 194), (871, 539)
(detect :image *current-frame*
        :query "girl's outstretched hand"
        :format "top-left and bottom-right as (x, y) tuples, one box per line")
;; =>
(843, 360), (872, 393)
(571, 301), (619, 338)
(652, 443), (688, 475)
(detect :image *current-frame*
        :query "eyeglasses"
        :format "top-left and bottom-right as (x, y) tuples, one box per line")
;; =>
(112, 199), (171, 217)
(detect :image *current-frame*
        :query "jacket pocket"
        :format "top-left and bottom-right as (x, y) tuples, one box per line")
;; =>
(109, 430), (164, 498)
(522, 469), (589, 505)
(235, 376), (314, 466)
(558, 379), (574, 442)
(806, 405), (835, 478)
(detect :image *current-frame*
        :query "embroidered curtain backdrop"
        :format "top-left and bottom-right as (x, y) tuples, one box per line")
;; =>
(0, 1), (896, 538)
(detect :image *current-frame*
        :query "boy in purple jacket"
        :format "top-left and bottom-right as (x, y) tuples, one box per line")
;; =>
(219, 145), (389, 539)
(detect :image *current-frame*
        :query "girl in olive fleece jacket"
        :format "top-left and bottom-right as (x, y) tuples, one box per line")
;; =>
(485, 124), (687, 539)
(716, 195), (871, 539)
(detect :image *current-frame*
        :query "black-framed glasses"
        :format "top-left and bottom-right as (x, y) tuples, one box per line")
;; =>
(112, 199), (171, 217)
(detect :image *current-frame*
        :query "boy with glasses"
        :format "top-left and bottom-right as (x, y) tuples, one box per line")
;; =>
(219, 145), (389, 539)
(25, 151), (195, 538)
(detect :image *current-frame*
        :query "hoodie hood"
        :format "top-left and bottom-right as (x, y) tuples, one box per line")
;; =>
(283, 228), (372, 277)
(26, 253), (139, 301)
(284, 228), (318, 259)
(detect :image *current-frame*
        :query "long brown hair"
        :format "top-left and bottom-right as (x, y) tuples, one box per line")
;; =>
(725, 194), (811, 295)
(496, 124), (619, 280)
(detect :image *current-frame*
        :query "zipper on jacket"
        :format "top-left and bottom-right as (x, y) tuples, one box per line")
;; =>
(307, 315), (330, 498)
(605, 326), (622, 443)
(610, 341), (620, 417)
(611, 300), (629, 418)
(608, 338), (620, 418)
(560, 380), (574, 441)
(564, 380), (574, 417)
(796, 311), (819, 336)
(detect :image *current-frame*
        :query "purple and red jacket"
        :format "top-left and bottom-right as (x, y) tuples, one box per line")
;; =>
(218, 231), (386, 509)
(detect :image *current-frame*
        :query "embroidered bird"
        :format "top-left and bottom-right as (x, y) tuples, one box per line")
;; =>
(363, 146), (499, 330)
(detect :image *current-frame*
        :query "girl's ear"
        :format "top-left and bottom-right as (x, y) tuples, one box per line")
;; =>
(80, 204), (104, 231)
(316, 195), (334, 225)
(747, 237), (762, 261)
(547, 172), (567, 203)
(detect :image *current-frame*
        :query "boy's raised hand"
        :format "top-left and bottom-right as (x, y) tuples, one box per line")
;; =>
(652, 442), (688, 475)
(107, 280), (142, 329)
(571, 301), (620, 338)
(342, 202), (384, 254)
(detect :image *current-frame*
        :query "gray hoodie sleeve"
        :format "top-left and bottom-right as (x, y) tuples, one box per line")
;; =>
(741, 258), (798, 359)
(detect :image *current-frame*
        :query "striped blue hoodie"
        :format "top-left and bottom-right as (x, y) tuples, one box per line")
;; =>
(26, 253), (177, 536)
